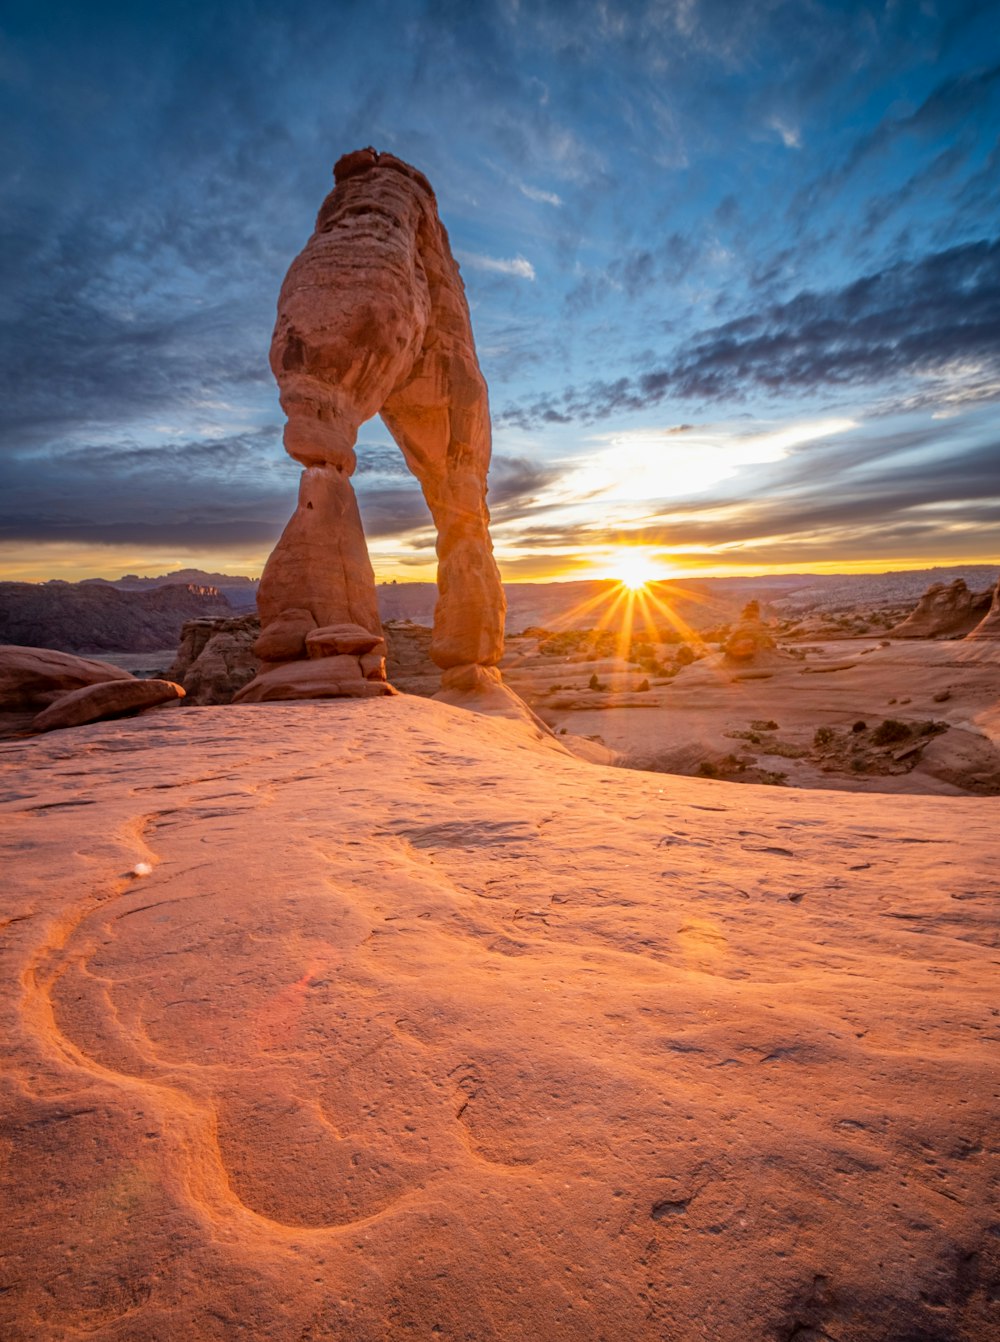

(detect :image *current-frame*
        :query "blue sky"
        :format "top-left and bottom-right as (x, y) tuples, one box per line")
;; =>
(1, 0), (998, 581)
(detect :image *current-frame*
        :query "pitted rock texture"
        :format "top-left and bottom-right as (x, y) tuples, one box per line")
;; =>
(169, 615), (261, 705)
(889, 579), (992, 639)
(248, 147), (506, 704)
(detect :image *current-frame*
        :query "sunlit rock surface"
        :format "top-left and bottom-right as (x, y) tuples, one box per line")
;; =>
(889, 578), (992, 639)
(247, 147), (506, 704)
(1, 698), (996, 1340)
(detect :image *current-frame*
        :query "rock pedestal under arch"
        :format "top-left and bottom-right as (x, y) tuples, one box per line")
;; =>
(236, 148), (506, 704)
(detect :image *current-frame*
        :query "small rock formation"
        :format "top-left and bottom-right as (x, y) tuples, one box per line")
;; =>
(966, 577), (1000, 639)
(723, 602), (778, 663)
(242, 147), (506, 706)
(889, 579), (992, 639)
(169, 614), (261, 704)
(32, 679), (185, 733)
(0, 645), (133, 709)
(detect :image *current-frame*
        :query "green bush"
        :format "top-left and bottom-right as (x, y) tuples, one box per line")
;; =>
(813, 726), (835, 748)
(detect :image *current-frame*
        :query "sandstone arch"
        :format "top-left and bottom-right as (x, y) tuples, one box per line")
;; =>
(238, 148), (506, 703)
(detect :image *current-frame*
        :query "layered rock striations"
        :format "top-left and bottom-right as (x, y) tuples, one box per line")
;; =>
(889, 579), (992, 639)
(243, 147), (506, 705)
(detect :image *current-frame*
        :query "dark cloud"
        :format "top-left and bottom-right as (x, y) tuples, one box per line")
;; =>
(500, 238), (1000, 426)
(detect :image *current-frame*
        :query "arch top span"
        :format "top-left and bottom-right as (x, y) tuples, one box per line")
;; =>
(235, 149), (507, 705)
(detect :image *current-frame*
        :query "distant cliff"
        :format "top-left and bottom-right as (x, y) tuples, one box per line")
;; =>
(82, 569), (259, 612)
(0, 582), (233, 653)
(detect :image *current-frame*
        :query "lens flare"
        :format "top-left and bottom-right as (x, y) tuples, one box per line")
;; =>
(612, 550), (658, 590)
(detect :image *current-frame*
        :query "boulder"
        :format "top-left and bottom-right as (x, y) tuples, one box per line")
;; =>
(233, 656), (396, 704)
(31, 679), (185, 733)
(889, 579), (992, 639)
(305, 623), (385, 658)
(252, 608), (316, 662)
(0, 644), (134, 710)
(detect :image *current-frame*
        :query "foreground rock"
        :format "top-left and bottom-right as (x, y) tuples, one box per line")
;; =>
(0, 644), (133, 709)
(246, 146), (506, 705)
(0, 699), (995, 1340)
(31, 678), (184, 733)
(889, 578), (992, 638)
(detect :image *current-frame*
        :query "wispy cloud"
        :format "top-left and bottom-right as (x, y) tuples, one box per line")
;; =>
(458, 251), (537, 281)
(519, 182), (563, 206)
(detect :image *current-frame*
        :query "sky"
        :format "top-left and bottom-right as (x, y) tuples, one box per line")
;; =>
(1, 0), (999, 584)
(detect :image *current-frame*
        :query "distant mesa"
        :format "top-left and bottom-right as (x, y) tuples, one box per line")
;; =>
(0, 579), (232, 653)
(888, 578), (993, 639)
(239, 147), (518, 719)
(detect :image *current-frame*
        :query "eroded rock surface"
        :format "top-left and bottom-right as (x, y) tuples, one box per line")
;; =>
(967, 578), (1000, 640)
(1, 701), (996, 1339)
(169, 615), (261, 704)
(889, 579), (992, 639)
(0, 644), (133, 709)
(245, 147), (506, 704)
(32, 678), (184, 733)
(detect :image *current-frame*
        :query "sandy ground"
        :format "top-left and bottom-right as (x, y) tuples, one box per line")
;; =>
(1, 696), (997, 1340)
(502, 638), (1000, 796)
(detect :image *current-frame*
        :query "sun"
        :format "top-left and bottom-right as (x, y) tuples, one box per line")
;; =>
(611, 549), (659, 590)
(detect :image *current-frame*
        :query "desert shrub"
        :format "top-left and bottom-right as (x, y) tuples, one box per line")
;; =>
(813, 726), (835, 747)
(521, 626), (552, 639)
(637, 678), (650, 692)
(871, 718), (910, 746)
(696, 760), (718, 778)
(675, 645), (695, 666)
(751, 719), (778, 731)
(588, 673), (600, 691)
(538, 628), (618, 658)
(852, 720), (867, 733)
(851, 758), (866, 772)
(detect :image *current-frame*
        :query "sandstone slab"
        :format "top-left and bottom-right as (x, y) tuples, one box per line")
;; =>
(0, 700), (995, 1340)
(0, 644), (134, 709)
(233, 656), (395, 703)
(31, 678), (184, 732)
(305, 623), (385, 657)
